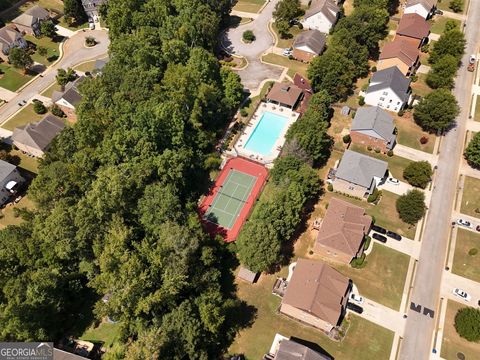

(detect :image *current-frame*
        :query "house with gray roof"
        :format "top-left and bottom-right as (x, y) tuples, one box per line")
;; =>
(12, 114), (65, 158)
(404, 0), (436, 19)
(364, 66), (411, 113)
(292, 30), (326, 63)
(52, 76), (85, 121)
(12, 5), (50, 36)
(301, 0), (339, 34)
(350, 106), (397, 152)
(0, 26), (27, 62)
(333, 150), (388, 198)
(0, 160), (24, 207)
(81, 0), (107, 19)
(272, 338), (332, 360)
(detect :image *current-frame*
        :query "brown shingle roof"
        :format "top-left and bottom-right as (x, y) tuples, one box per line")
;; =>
(379, 38), (419, 66)
(282, 259), (350, 326)
(266, 82), (303, 108)
(396, 13), (431, 39)
(316, 198), (372, 258)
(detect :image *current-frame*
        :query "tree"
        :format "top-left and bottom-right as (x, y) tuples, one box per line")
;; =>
(426, 54), (458, 89)
(8, 47), (33, 72)
(275, 19), (291, 39)
(63, 0), (87, 23)
(449, 0), (464, 12)
(273, 0), (302, 22)
(413, 89), (459, 133)
(396, 190), (426, 224)
(33, 100), (47, 114)
(242, 30), (255, 42)
(454, 307), (480, 341)
(220, 68), (244, 111)
(403, 161), (433, 189)
(40, 20), (56, 38)
(37, 46), (48, 57)
(444, 19), (460, 32)
(429, 29), (466, 64)
(50, 104), (65, 117)
(56, 68), (77, 87)
(464, 132), (480, 169)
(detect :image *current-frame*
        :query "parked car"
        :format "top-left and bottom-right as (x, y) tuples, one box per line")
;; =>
(372, 233), (387, 243)
(476, 225), (480, 232)
(435, 9), (443, 15)
(282, 48), (292, 56)
(452, 288), (471, 302)
(386, 177), (399, 185)
(371, 224), (387, 234)
(456, 219), (472, 228)
(386, 230), (402, 241)
(347, 302), (364, 314)
(470, 55), (476, 64)
(349, 293), (364, 305)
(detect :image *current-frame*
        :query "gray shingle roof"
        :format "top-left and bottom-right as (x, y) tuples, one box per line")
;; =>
(366, 66), (411, 102)
(275, 339), (332, 360)
(0, 160), (17, 183)
(293, 30), (326, 55)
(52, 76), (85, 106)
(335, 150), (388, 188)
(351, 106), (396, 144)
(406, 0), (435, 9)
(25, 5), (50, 19)
(12, 114), (65, 152)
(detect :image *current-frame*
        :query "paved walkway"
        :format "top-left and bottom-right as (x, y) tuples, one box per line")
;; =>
(394, 144), (438, 165)
(0, 88), (17, 102)
(56, 25), (76, 38)
(429, 33), (441, 41)
(417, 64), (431, 74)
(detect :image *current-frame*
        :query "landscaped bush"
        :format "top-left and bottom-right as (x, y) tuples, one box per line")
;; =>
(396, 190), (427, 224)
(398, 109), (405, 117)
(410, 74), (418, 82)
(367, 145), (372, 151)
(50, 104), (65, 117)
(420, 136), (429, 144)
(374, 147), (380, 153)
(85, 36), (96, 47)
(358, 96), (365, 106)
(367, 188), (381, 203)
(403, 161), (433, 189)
(242, 30), (255, 42)
(464, 132), (480, 169)
(239, 108), (248, 117)
(327, 183), (333, 192)
(468, 248), (478, 256)
(342, 134), (351, 144)
(363, 235), (371, 251)
(449, 0), (464, 12)
(351, 253), (367, 268)
(371, 66), (377, 72)
(387, 150), (394, 157)
(33, 100), (47, 114)
(454, 307), (480, 342)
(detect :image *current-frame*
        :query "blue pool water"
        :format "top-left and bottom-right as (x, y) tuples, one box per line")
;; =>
(244, 111), (289, 156)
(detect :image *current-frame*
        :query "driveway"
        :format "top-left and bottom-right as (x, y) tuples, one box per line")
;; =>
(56, 25), (76, 38)
(221, 0), (283, 91)
(394, 144), (438, 165)
(0, 29), (109, 126)
(352, 297), (407, 335)
(378, 179), (413, 196)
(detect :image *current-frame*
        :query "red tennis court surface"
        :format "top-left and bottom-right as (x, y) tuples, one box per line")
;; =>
(199, 157), (268, 242)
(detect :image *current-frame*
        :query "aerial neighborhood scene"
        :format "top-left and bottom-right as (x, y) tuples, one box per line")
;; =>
(0, 0), (479, 359)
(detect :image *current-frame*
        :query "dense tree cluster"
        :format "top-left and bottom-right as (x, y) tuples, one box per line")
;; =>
(403, 161), (433, 189)
(454, 307), (480, 342)
(413, 89), (460, 133)
(308, 1), (389, 100)
(464, 132), (480, 169)
(0, 0), (246, 358)
(396, 190), (426, 225)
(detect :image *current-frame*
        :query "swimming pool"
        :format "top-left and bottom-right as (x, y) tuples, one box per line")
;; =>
(243, 111), (289, 156)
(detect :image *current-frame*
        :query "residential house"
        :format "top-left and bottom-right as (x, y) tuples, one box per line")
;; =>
(11, 5), (50, 36)
(332, 150), (388, 198)
(301, 0), (339, 34)
(293, 73), (313, 113)
(12, 114), (66, 157)
(54, 349), (89, 360)
(314, 198), (372, 264)
(378, 37), (420, 76)
(350, 106), (397, 151)
(404, 0), (436, 20)
(81, 0), (107, 19)
(0, 160), (25, 207)
(280, 258), (351, 333)
(266, 82), (303, 109)
(0, 26), (28, 62)
(364, 66), (411, 112)
(270, 338), (332, 360)
(292, 30), (326, 63)
(395, 13), (431, 48)
(52, 77), (85, 121)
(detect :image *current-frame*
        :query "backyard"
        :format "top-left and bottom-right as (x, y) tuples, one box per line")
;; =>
(272, 23), (304, 49)
(430, 16), (461, 35)
(441, 300), (480, 360)
(394, 112), (436, 153)
(80, 322), (121, 350)
(228, 270), (394, 360)
(1, 104), (44, 131)
(232, 0), (265, 13)
(25, 35), (62, 65)
(262, 53), (309, 78)
(460, 176), (480, 217)
(0, 64), (34, 92)
(0, 196), (34, 229)
(451, 229), (480, 282)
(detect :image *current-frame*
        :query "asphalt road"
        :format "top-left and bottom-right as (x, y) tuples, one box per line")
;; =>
(0, 29), (109, 125)
(399, 2), (480, 359)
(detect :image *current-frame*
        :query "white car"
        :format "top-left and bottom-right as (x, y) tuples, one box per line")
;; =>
(452, 288), (471, 301)
(386, 177), (399, 185)
(349, 293), (364, 305)
(89, 22), (95, 30)
(456, 219), (472, 228)
(283, 48), (292, 56)
(470, 55), (476, 64)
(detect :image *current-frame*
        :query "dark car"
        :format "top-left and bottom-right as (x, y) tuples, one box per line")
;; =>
(435, 9), (444, 15)
(372, 233), (387, 243)
(371, 225), (387, 234)
(386, 230), (402, 241)
(347, 302), (364, 314)
(476, 225), (480, 232)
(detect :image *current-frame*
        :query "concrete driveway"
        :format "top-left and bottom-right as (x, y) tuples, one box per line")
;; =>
(221, 0), (283, 91)
(0, 29), (109, 126)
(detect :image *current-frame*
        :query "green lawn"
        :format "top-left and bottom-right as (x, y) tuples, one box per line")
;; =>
(441, 300), (480, 360)
(474, 95), (480, 122)
(25, 35), (61, 65)
(74, 60), (97, 73)
(229, 270), (394, 360)
(0, 64), (34, 92)
(430, 17), (461, 35)
(437, 0), (469, 14)
(411, 73), (432, 98)
(460, 176), (480, 217)
(394, 113), (435, 153)
(262, 53), (308, 78)
(232, 0), (266, 13)
(452, 229), (480, 282)
(1, 104), (44, 131)
(0, 196), (35, 229)
(80, 322), (121, 349)
(273, 23), (304, 49)
(40, 82), (62, 98)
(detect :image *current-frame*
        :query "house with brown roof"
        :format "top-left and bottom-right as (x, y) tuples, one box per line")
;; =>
(280, 258), (351, 333)
(314, 198), (372, 264)
(12, 5), (50, 36)
(266, 82), (303, 109)
(0, 26), (28, 62)
(301, 0), (339, 34)
(292, 30), (326, 63)
(404, 0), (436, 19)
(395, 13), (431, 48)
(52, 77), (85, 121)
(378, 37), (420, 75)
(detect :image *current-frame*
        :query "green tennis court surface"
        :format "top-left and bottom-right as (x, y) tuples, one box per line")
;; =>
(204, 169), (257, 229)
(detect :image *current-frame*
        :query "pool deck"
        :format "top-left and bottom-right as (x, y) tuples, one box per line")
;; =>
(234, 102), (299, 165)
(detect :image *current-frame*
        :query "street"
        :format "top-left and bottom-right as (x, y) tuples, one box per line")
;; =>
(399, 0), (480, 358)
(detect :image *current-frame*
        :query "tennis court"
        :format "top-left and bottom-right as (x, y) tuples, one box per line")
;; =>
(204, 170), (257, 229)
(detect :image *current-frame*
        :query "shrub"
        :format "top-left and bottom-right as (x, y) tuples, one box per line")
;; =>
(85, 36), (96, 47)
(50, 104), (65, 117)
(327, 183), (333, 192)
(449, 0), (464, 13)
(396, 190), (426, 224)
(468, 248), (478, 256)
(363, 235), (371, 251)
(454, 307), (480, 342)
(367, 188), (381, 203)
(421, 44), (429, 53)
(351, 253), (367, 268)
(239, 108), (248, 117)
(464, 132), (480, 169)
(358, 96), (365, 106)
(374, 147), (380, 153)
(410, 74), (418, 82)
(242, 30), (255, 42)
(342, 134), (351, 144)
(403, 161), (433, 188)
(420, 136), (429, 144)
(387, 150), (394, 157)
(367, 145), (372, 151)
(398, 109), (405, 117)
(37, 46), (48, 57)
(33, 100), (47, 114)
(371, 66), (377, 72)
(288, 55), (294, 60)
